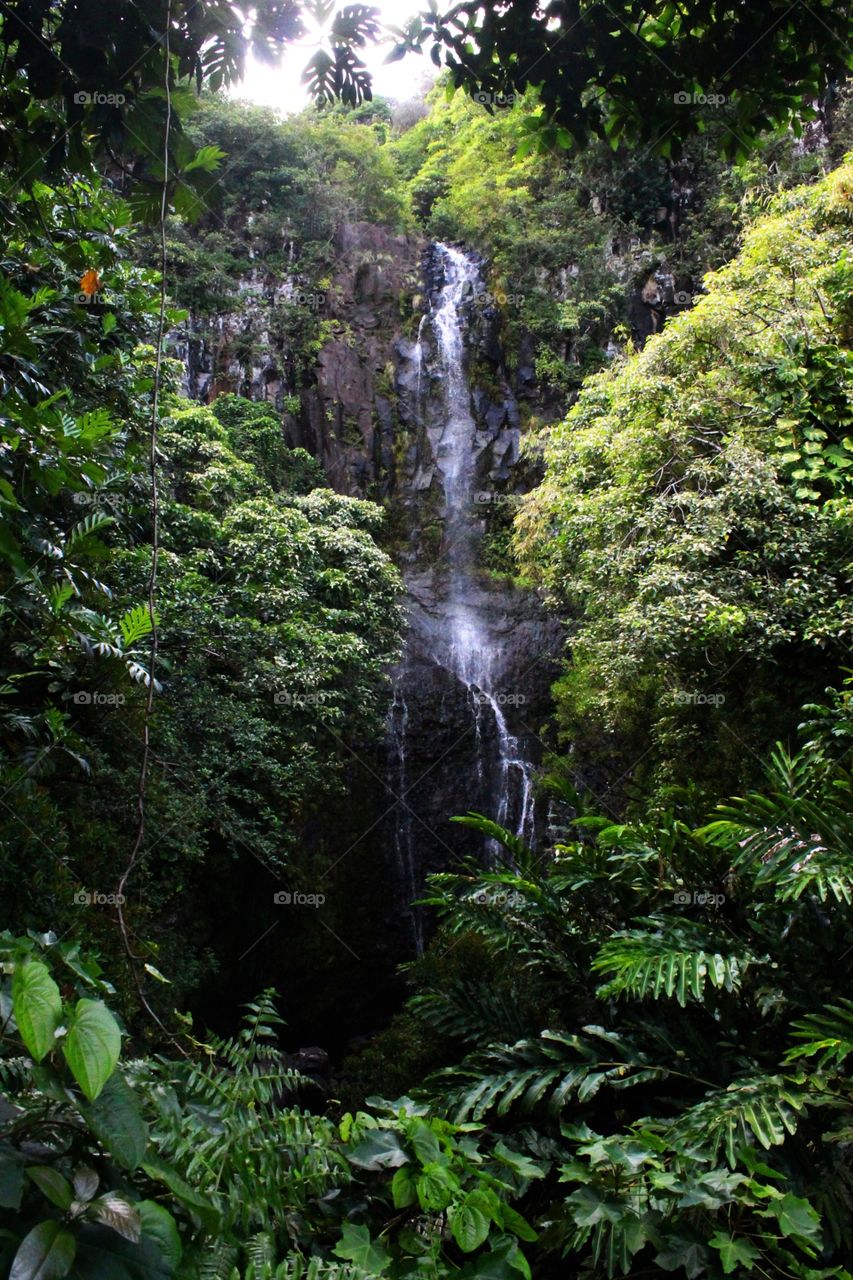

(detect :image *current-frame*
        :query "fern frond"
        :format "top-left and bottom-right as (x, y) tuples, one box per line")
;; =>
(66, 511), (114, 550)
(592, 923), (754, 1006)
(410, 976), (532, 1046)
(786, 999), (853, 1068)
(198, 1241), (239, 1280)
(668, 1073), (808, 1167)
(270, 1257), (365, 1280)
(701, 789), (853, 903)
(140, 993), (350, 1241)
(119, 603), (157, 649)
(422, 867), (584, 982)
(433, 1026), (667, 1123)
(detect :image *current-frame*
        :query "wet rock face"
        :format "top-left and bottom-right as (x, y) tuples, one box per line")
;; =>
(177, 220), (428, 497)
(179, 225), (567, 971)
(388, 570), (564, 887)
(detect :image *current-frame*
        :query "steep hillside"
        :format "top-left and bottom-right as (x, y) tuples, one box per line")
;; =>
(517, 160), (853, 803)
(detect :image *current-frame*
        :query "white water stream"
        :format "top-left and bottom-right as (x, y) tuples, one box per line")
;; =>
(430, 246), (536, 848)
(390, 244), (538, 949)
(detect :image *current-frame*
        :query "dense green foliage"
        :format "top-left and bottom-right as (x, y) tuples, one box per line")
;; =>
(393, 82), (853, 399)
(2, 3), (853, 1278)
(1, 949), (541, 1279)
(155, 93), (411, 388)
(0, 170), (402, 1005)
(390, 689), (853, 1278)
(4, 690), (853, 1278)
(516, 160), (853, 802)
(0, 0), (378, 191)
(397, 1), (853, 158)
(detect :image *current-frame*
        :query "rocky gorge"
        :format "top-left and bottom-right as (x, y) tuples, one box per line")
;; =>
(175, 220), (566, 980)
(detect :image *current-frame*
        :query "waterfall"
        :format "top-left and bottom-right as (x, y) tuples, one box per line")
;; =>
(413, 313), (429, 405)
(431, 245), (536, 851)
(388, 243), (539, 952)
(388, 684), (423, 954)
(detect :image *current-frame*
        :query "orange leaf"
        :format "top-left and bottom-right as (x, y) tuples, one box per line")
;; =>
(80, 269), (101, 297)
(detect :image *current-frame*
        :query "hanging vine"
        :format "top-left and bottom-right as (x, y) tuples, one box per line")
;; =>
(116, 0), (173, 1037)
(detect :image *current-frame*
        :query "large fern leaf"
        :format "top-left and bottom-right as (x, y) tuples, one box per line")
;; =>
(701, 786), (853, 903)
(433, 1026), (667, 1123)
(786, 999), (853, 1068)
(668, 1073), (808, 1167)
(592, 924), (754, 1007)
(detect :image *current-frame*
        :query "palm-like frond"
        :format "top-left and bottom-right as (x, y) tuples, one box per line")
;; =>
(451, 812), (538, 873)
(593, 921), (754, 1007)
(198, 1241), (239, 1280)
(701, 784), (853, 903)
(668, 1073), (809, 1167)
(786, 999), (853, 1068)
(422, 865), (586, 982)
(409, 976), (533, 1046)
(432, 1026), (668, 1123)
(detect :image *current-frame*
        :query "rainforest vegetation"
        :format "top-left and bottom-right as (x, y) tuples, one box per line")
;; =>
(2, 2), (853, 1278)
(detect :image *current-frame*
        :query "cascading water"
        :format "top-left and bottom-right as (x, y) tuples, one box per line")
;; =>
(388, 684), (423, 954)
(430, 245), (536, 854)
(388, 244), (537, 940)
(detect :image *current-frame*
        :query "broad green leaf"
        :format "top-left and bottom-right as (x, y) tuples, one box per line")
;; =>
(90, 1193), (141, 1243)
(409, 1118), (443, 1164)
(10, 1221), (76, 1280)
(770, 1193), (821, 1246)
(566, 1185), (623, 1227)
(417, 1161), (458, 1211)
(655, 1238), (711, 1279)
(498, 1204), (538, 1243)
(138, 1202), (182, 1273)
(80, 1073), (148, 1170)
(466, 1240), (531, 1280)
(62, 999), (121, 1100)
(391, 1165), (418, 1208)
(25, 1167), (73, 1210)
(346, 1127), (409, 1170)
(12, 961), (62, 1062)
(449, 1198), (491, 1252)
(710, 1232), (761, 1273)
(493, 1142), (546, 1180)
(332, 1224), (391, 1274)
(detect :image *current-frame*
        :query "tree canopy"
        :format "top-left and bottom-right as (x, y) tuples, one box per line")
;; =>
(398, 0), (853, 157)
